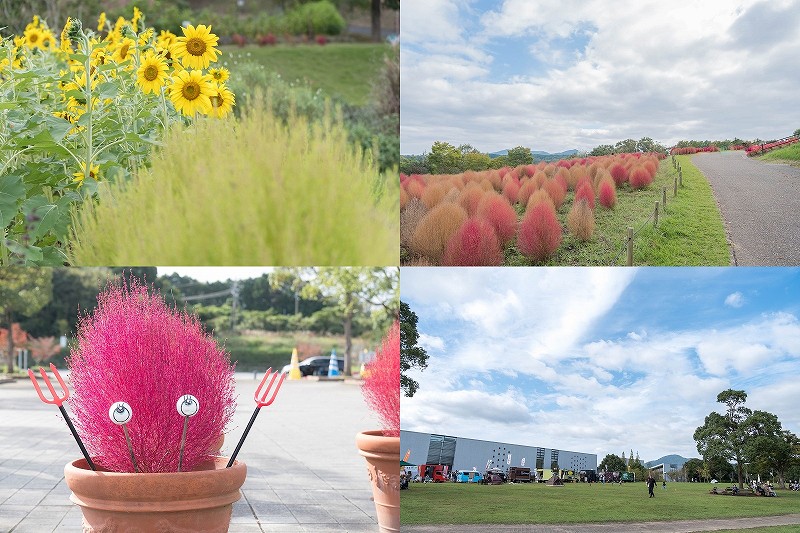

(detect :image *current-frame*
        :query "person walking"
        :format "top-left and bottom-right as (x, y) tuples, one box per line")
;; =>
(647, 475), (656, 498)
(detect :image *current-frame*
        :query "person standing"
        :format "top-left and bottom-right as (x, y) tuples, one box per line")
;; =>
(647, 475), (656, 498)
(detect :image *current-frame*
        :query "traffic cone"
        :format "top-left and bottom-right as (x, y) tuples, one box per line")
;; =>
(289, 348), (301, 380)
(327, 348), (339, 377)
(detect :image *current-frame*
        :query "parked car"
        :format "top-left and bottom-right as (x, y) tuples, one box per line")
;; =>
(281, 356), (344, 376)
(456, 470), (483, 483)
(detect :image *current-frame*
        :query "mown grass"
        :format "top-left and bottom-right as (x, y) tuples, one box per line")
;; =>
(714, 528), (800, 533)
(68, 98), (399, 266)
(501, 158), (729, 265)
(217, 331), (360, 372)
(220, 44), (391, 106)
(759, 143), (800, 166)
(401, 482), (800, 525)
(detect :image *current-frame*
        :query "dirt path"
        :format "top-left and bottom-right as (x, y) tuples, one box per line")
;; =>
(402, 513), (800, 532)
(690, 151), (800, 265)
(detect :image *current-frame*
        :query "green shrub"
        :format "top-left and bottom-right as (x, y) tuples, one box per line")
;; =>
(285, 0), (346, 36)
(68, 96), (399, 265)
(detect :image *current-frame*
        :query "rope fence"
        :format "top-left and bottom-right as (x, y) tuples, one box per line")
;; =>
(608, 155), (683, 266)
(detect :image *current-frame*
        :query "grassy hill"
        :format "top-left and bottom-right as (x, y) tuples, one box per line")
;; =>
(221, 43), (391, 106)
(759, 143), (800, 164)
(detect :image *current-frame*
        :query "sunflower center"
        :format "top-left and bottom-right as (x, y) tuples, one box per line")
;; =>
(182, 81), (200, 100)
(143, 64), (159, 81)
(29, 33), (39, 43)
(119, 43), (130, 59)
(186, 37), (207, 56)
(210, 95), (221, 108)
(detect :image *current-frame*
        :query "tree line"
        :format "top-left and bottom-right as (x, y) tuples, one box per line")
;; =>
(1, 267), (398, 376)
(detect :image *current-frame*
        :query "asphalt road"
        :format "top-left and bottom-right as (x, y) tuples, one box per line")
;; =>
(690, 151), (800, 265)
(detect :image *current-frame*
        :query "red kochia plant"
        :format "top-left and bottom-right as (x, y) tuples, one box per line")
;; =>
(598, 176), (617, 209)
(517, 201), (562, 263)
(68, 280), (236, 473)
(609, 163), (628, 186)
(442, 217), (503, 266)
(574, 181), (595, 210)
(477, 192), (518, 244)
(629, 166), (653, 189)
(361, 321), (400, 437)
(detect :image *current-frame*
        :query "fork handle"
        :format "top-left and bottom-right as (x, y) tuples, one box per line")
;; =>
(226, 406), (261, 468)
(59, 405), (96, 471)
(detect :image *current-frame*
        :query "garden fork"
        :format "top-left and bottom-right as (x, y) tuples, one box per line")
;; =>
(28, 364), (96, 471)
(226, 368), (286, 467)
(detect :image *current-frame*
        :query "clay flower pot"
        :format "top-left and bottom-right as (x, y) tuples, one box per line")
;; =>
(64, 457), (246, 533)
(356, 430), (400, 533)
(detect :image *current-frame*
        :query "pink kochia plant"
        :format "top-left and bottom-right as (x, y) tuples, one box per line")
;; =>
(67, 280), (236, 473)
(361, 321), (400, 437)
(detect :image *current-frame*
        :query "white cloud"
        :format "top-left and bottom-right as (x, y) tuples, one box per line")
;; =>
(401, 268), (800, 462)
(418, 333), (445, 352)
(725, 292), (745, 308)
(401, 0), (800, 154)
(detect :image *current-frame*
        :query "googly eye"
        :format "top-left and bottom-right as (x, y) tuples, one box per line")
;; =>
(176, 394), (199, 417)
(109, 402), (132, 425)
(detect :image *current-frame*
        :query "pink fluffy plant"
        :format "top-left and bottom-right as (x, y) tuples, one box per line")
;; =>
(361, 321), (400, 437)
(67, 280), (236, 473)
(442, 217), (504, 266)
(598, 176), (617, 209)
(629, 165), (653, 189)
(574, 181), (595, 210)
(517, 201), (562, 263)
(477, 192), (518, 245)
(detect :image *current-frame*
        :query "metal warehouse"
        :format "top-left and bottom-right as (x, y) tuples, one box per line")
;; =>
(401, 430), (597, 478)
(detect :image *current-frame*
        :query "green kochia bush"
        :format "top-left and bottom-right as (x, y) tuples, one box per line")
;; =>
(285, 0), (346, 37)
(68, 99), (399, 265)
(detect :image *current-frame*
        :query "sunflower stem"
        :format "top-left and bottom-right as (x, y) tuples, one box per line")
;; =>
(82, 31), (93, 186)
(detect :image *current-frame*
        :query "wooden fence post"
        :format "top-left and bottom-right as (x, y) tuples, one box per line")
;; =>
(654, 201), (659, 227)
(679, 167), (683, 187)
(627, 227), (633, 266)
(674, 176), (678, 197)
(662, 187), (667, 209)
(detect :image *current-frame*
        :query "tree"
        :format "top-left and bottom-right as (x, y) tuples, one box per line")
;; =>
(400, 301), (428, 397)
(747, 429), (798, 489)
(28, 336), (62, 364)
(0, 269), (52, 372)
(589, 144), (615, 156)
(277, 267), (399, 376)
(613, 138), (638, 153)
(507, 146), (533, 167)
(599, 453), (626, 473)
(794, 128), (800, 138)
(426, 141), (463, 174)
(488, 155), (509, 169)
(694, 389), (783, 489)
(635, 137), (666, 154)
(683, 458), (704, 482)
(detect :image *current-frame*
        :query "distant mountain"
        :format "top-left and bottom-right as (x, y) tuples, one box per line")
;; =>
(488, 148), (580, 162)
(645, 454), (695, 469)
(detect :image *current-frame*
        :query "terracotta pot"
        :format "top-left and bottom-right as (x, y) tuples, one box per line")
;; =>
(64, 457), (246, 533)
(356, 430), (400, 533)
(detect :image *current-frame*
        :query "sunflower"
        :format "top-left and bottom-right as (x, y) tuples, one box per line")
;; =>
(169, 69), (214, 116)
(23, 26), (44, 49)
(97, 12), (107, 32)
(73, 163), (100, 185)
(208, 84), (235, 118)
(157, 30), (177, 51)
(136, 51), (168, 94)
(171, 24), (219, 70)
(131, 7), (143, 33)
(60, 17), (73, 52)
(208, 67), (229, 84)
(111, 37), (136, 65)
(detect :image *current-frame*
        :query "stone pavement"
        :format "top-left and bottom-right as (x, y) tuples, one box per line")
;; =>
(0, 372), (382, 532)
(402, 514), (800, 533)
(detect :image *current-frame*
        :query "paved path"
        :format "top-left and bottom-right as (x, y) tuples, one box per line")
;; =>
(691, 150), (800, 265)
(0, 373), (382, 532)
(402, 513), (800, 532)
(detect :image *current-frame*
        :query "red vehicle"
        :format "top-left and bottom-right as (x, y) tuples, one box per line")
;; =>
(418, 464), (449, 482)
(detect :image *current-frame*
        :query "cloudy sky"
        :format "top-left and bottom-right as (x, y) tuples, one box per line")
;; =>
(400, 267), (800, 462)
(400, 0), (800, 155)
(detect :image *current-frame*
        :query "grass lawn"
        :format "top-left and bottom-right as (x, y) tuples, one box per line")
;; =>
(220, 43), (391, 106)
(714, 528), (800, 533)
(759, 143), (800, 166)
(500, 158), (729, 265)
(218, 330), (367, 373)
(401, 482), (800, 525)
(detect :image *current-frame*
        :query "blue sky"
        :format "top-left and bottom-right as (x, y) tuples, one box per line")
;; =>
(400, 267), (800, 461)
(400, 0), (800, 154)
